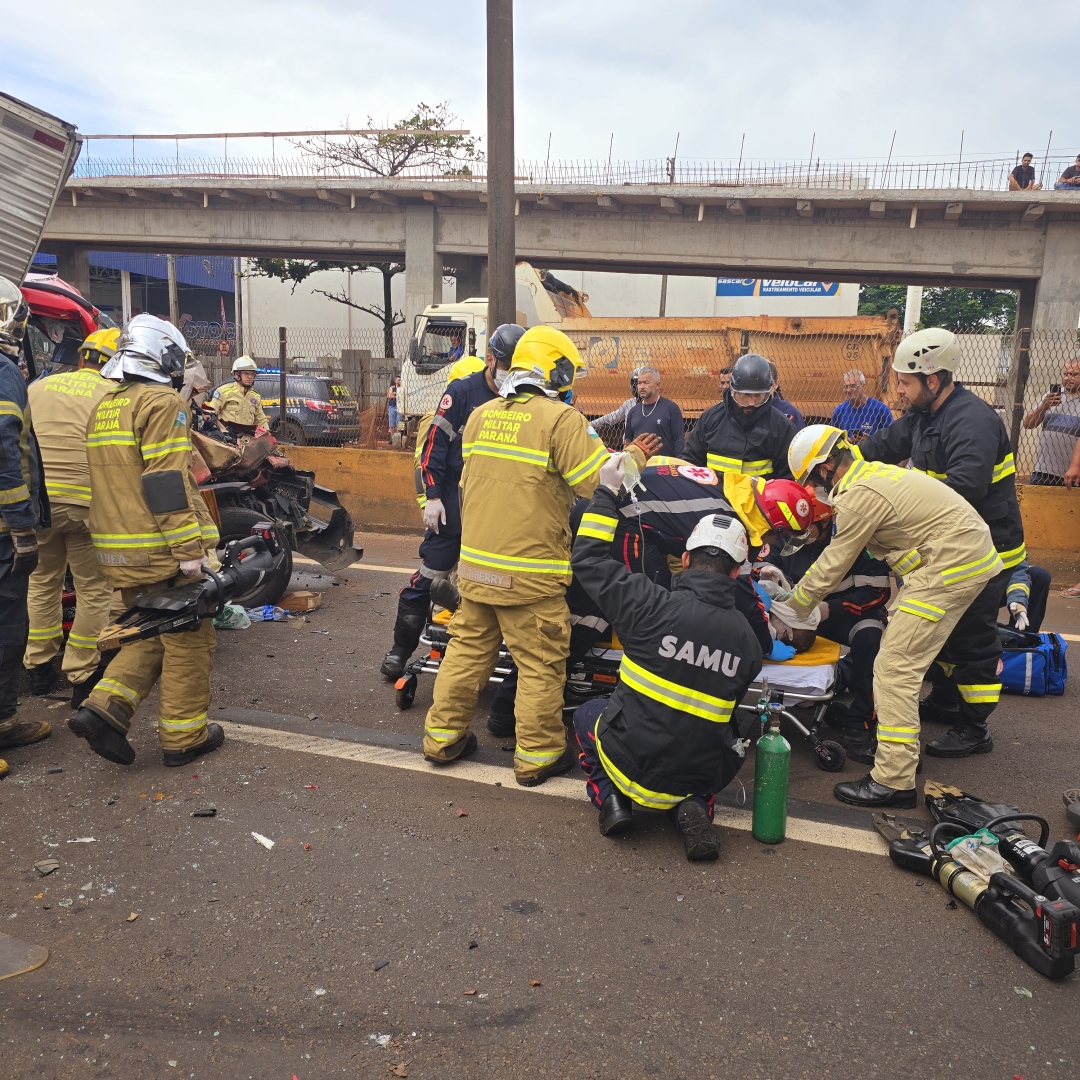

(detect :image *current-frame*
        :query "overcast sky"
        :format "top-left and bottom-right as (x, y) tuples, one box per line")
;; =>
(4, 0), (1078, 165)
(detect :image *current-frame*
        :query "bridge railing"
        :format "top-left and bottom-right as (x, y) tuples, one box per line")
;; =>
(72, 152), (1079, 191)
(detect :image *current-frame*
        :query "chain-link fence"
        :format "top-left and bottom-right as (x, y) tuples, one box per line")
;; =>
(569, 324), (1080, 483)
(186, 324), (408, 446)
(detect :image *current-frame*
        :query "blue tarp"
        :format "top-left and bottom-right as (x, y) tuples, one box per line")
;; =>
(32, 252), (236, 293)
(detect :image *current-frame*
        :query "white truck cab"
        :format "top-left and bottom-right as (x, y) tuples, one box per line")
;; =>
(399, 263), (590, 430)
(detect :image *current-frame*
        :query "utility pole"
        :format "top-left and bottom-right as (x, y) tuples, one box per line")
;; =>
(120, 269), (132, 325)
(904, 285), (923, 334)
(166, 255), (180, 326)
(486, 0), (516, 329)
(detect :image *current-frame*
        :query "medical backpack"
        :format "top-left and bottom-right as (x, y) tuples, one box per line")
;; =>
(998, 625), (1068, 697)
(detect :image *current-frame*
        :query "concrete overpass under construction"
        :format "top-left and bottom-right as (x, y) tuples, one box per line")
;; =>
(41, 176), (1080, 331)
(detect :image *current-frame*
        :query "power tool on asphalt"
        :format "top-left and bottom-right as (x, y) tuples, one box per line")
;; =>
(873, 792), (1080, 980)
(97, 530), (284, 650)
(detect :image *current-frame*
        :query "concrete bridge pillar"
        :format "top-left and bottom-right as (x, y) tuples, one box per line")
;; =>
(47, 242), (92, 301)
(1033, 219), (1080, 330)
(405, 204), (443, 335)
(451, 255), (486, 303)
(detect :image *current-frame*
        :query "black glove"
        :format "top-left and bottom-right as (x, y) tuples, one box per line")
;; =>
(11, 530), (39, 576)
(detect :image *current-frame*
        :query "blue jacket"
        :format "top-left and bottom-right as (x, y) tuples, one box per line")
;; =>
(0, 352), (47, 534)
(417, 369), (497, 500)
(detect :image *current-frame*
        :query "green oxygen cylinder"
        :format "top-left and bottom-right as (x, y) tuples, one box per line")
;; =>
(753, 715), (790, 844)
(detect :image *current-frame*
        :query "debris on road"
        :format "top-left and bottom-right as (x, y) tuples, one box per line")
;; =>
(369, 1033), (391, 1046)
(191, 808), (217, 818)
(314, 988), (326, 996)
(126, 913), (139, 923)
(463, 989), (477, 995)
(304, 844), (312, 851)
(46, 767), (63, 774)
(530, 980), (542, 987)
(167, 1061), (177, 1067)
(213, 604), (251, 630)
(33, 860), (59, 876)
(1014, 986), (1033, 997)
(468, 940), (478, 949)
(66, 837), (96, 844)
(251, 832), (275, 850)
(303, 783), (319, 789)
(504, 900), (541, 914)
(456, 808), (468, 817)
(374, 959), (389, 971)
(390, 1063), (409, 1077)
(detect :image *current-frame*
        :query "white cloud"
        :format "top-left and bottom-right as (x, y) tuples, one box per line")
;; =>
(3, 0), (1078, 165)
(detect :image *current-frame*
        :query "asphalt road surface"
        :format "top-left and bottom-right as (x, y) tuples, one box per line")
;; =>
(3, 532), (1080, 1080)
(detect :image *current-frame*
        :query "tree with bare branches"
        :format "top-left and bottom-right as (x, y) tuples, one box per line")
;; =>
(248, 259), (405, 358)
(293, 101), (482, 177)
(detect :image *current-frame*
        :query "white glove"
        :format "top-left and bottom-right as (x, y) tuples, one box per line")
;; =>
(1009, 601), (1029, 632)
(179, 557), (209, 576)
(423, 497), (446, 533)
(598, 452), (627, 494)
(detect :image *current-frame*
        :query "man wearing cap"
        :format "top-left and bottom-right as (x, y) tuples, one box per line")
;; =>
(569, 452), (763, 860)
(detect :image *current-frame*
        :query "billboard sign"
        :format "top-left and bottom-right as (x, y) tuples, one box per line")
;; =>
(716, 278), (840, 297)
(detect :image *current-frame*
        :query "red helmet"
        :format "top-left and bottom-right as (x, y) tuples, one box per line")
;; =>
(753, 478), (817, 554)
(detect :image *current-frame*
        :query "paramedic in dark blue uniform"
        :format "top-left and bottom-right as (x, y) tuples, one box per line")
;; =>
(380, 325), (525, 680)
(570, 456), (763, 861)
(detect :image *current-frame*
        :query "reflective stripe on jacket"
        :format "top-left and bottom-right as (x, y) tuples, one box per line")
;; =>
(28, 367), (113, 507)
(856, 384), (1025, 568)
(787, 460), (1001, 616)
(683, 393), (794, 480)
(457, 391), (608, 602)
(571, 485), (763, 801)
(87, 380), (219, 587)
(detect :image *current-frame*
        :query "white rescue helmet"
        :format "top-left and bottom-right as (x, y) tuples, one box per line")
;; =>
(232, 355), (258, 373)
(892, 327), (961, 376)
(685, 512), (749, 565)
(788, 424), (849, 486)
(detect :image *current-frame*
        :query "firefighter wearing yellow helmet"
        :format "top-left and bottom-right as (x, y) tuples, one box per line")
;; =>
(422, 326), (640, 786)
(207, 355), (268, 432)
(785, 425), (1004, 808)
(23, 328), (117, 706)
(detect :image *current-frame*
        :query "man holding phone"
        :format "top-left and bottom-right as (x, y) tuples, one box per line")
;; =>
(1024, 356), (1080, 485)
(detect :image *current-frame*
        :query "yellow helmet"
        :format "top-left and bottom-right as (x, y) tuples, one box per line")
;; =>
(507, 325), (586, 395)
(445, 355), (486, 383)
(787, 424), (850, 485)
(78, 327), (121, 369)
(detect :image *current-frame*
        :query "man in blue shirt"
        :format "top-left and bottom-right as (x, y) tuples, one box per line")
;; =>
(830, 369), (893, 443)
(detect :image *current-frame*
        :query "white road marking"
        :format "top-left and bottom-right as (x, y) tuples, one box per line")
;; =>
(227, 722), (888, 857)
(293, 554), (416, 575)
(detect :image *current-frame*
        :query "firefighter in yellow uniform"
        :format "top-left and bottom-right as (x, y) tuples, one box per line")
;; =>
(422, 326), (619, 786)
(783, 425), (1003, 808)
(206, 355), (268, 432)
(23, 329), (118, 708)
(68, 315), (224, 768)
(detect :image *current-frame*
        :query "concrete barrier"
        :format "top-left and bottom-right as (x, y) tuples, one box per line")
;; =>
(286, 446), (1080, 580)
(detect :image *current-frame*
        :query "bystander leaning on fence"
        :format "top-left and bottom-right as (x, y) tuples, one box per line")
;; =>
(1023, 356), (1080, 485)
(387, 375), (401, 430)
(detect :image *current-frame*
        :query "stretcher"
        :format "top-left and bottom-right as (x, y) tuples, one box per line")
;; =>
(396, 609), (848, 771)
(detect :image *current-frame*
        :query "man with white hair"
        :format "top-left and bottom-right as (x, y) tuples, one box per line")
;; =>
(830, 369), (893, 443)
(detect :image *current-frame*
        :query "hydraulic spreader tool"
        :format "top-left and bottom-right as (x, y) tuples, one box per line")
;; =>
(97, 529), (284, 650)
(873, 782), (1080, 979)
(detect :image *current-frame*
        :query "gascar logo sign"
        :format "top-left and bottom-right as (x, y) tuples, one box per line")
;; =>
(716, 278), (840, 297)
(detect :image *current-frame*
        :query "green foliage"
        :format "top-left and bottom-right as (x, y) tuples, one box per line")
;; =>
(859, 284), (1018, 333)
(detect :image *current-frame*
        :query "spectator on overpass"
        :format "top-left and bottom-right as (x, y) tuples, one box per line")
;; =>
(1024, 355), (1080, 485)
(830, 369), (893, 443)
(622, 366), (685, 456)
(1055, 155), (1080, 190)
(1008, 153), (1042, 191)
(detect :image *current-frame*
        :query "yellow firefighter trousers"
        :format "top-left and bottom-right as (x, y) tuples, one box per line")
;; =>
(423, 593), (570, 781)
(85, 579), (217, 752)
(24, 504), (115, 684)
(871, 569), (995, 791)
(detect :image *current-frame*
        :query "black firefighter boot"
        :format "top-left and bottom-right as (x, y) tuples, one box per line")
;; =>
(381, 596), (429, 680)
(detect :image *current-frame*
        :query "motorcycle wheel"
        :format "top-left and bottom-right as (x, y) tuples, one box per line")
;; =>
(217, 506), (294, 607)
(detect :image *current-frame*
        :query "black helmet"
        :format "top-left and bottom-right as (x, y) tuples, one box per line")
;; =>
(730, 353), (775, 394)
(488, 323), (527, 365)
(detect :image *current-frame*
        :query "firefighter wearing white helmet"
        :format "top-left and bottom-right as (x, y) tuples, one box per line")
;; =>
(568, 461), (763, 860)
(786, 424), (1004, 808)
(854, 326), (1023, 755)
(421, 326), (641, 786)
(207, 355), (268, 432)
